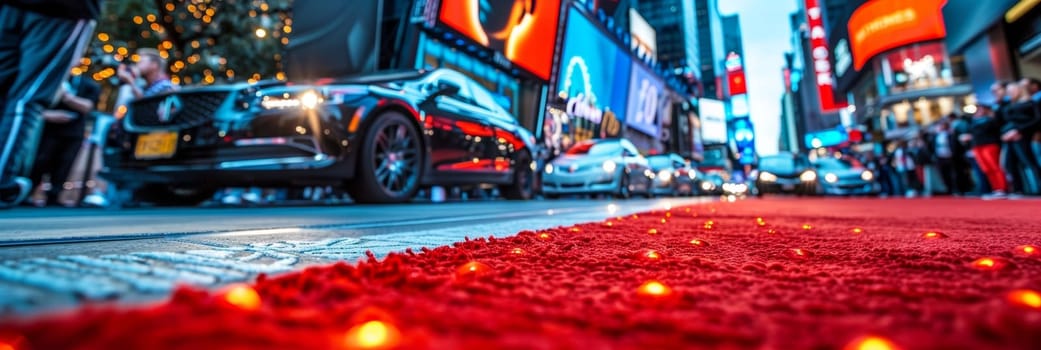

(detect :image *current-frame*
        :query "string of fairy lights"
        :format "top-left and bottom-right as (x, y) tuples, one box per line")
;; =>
(81, 0), (292, 88)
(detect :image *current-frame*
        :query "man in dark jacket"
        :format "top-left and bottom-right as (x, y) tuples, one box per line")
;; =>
(0, 0), (101, 208)
(999, 81), (1041, 195)
(28, 72), (99, 206)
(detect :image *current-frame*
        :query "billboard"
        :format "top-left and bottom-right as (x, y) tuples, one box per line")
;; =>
(699, 98), (727, 145)
(286, 0), (382, 80)
(848, 0), (946, 70)
(629, 9), (657, 59)
(804, 0), (844, 112)
(439, 0), (562, 80)
(626, 62), (667, 138)
(555, 7), (631, 140)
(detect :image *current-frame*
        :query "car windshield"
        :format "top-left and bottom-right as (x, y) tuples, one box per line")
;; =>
(759, 156), (797, 173)
(648, 157), (673, 168)
(815, 158), (857, 170)
(565, 141), (621, 156)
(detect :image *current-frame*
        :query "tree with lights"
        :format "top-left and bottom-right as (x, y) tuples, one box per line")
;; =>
(82, 0), (292, 109)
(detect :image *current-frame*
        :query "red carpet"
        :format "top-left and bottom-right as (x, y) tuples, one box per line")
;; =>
(4, 198), (1041, 350)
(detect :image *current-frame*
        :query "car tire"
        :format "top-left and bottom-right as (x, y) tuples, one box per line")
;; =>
(133, 185), (216, 207)
(348, 111), (423, 204)
(500, 150), (533, 200)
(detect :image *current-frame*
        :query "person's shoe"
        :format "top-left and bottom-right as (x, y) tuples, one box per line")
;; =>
(983, 191), (1008, 200)
(0, 177), (32, 209)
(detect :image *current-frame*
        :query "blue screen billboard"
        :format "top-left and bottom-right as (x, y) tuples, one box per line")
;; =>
(555, 7), (631, 142)
(626, 62), (667, 138)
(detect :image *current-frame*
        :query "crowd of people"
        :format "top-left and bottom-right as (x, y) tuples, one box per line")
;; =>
(862, 78), (1041, 200)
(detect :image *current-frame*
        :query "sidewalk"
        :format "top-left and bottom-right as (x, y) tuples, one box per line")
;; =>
(3, 198), (1041, 349)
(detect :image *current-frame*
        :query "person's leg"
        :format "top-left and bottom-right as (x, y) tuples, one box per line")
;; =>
(28, 130), (61, 199)
(1012, 136), (1041, 194)
(938, 159), (955, 195)
(1002, 143), (1024, 193)
(977, 145), (1008, 192)
(47, 136), (83, 205)
(0, 10), (94, 207)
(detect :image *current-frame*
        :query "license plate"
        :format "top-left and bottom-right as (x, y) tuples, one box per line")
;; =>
(782, 184), (796, 191)
(134, 131), (178, 159)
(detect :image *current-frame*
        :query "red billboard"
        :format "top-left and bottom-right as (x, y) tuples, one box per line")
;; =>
(804, 0), (844, 112)
(439, 0), (562, 80)
(848, 0), (946, 71)
(725, 53), (747, 96)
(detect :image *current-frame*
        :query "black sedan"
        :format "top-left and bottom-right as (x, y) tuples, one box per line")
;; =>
(102, 69), (537, 205)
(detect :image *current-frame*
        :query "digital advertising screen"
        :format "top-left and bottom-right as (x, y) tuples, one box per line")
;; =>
(555, 7), (632, 140)
(625, 62), (667, 138)
(699, 98), (728, 145)
(439, 0), (562, 80)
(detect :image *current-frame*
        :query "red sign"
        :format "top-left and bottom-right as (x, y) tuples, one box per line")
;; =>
(728, 70), (747, 96)
(848, 0), (946, 71)
(804, 0), (844, 112)
(439, 0), (562, 80)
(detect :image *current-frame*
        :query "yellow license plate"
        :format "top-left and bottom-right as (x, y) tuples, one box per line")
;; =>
(134, 131), (178, 159)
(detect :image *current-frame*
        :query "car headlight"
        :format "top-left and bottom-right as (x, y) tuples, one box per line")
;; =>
(759, 172), (777, 182)
(800, 171), (817, 182)
(260, 90), (324, 110)
(602, 160), (617, 173)
(861, 171), (874, 181)
(644, 169), (655, 178)
(701, 182), (714, 190)
(658, 170), (672, 181)
(545, 164), (554, 174)
(688, 171), (697, 180)
(824, 173), (838, 183)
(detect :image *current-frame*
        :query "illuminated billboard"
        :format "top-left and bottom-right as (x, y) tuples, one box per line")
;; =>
(699, 98), (727, 145)
(848, 0), (946, 70)
(555, 7), (631, 140)
(626, 62), (667, 138)
(439, 0), (562, 80)
(804, 0), (844, 112)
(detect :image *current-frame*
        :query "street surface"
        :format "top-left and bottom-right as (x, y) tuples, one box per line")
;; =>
(0, 198), (704, 314)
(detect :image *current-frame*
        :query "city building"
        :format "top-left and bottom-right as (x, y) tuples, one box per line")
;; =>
(695, 0), (726, 99)
(943, 0), (1041, 101)
(626, 0), (701, 94)
(722, 14), (743, 58)
(827, 0), (971, 143)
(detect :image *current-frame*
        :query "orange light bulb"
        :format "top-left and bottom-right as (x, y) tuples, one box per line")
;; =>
(785, 248), (813, 260)
(538, 233), (551, 240)
(922, 231), (947, 239)
(660, 218), (668, 224)
(766, 229), (778, 235)
(690, 239), (710, 247)
(802, 224), (813, 230)
(970, 257), (1007, 271)
(843, 335), (900, 350)
(456, 261), (492, 279)
(223, 284), (261, 311)
(569, 227), (581, 233)
(643, 250), (662, 260)
(603, 221), (614, 227)
(637, 280), (672, 297)
(852, 228), (864, 234)
(1016, 245), (1038, 256)
(647, 228), (660, 235)
(345, 320), (400, 349)
(1007, 289), (1041, 309)
(510, 248), (525, 255)
(666, 212), (673, 218)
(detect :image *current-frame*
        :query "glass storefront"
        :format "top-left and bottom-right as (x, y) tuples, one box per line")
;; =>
(875, 42), (967, 94)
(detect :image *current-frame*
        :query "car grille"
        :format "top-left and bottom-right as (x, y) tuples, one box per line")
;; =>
(129, 91), (229, 130)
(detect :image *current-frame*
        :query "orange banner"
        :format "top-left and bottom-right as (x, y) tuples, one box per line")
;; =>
(439, 0), (562, 80)
(848, 0), (947, 70)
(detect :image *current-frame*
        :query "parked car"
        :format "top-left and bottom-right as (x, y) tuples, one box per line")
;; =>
(102, 68), (538, 205)
(647, 153), (697, 197)
(542, 139), (652, 199)
(698, 172), (725, 196)
(756, 152), (818, 196)
(812, 156), (879, 195)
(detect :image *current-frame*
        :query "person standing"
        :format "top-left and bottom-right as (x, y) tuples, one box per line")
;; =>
(117, 48), (176, 97)
(0, 0), (102, 208)
(929, 120), (957, 195)
(27, 71), (99, 207)
(999, 81), (1041, 195)
(971, 105), (1009, 199)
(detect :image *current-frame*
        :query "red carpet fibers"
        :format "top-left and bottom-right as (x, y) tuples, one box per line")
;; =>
(4, 198), (1041, 350)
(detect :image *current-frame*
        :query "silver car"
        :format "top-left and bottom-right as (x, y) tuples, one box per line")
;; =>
(542, 139), (653, 199)
(813, 157), (879, 195)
